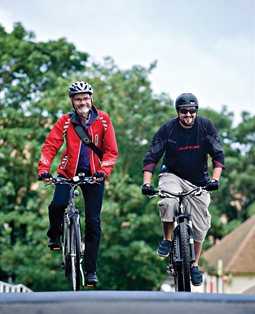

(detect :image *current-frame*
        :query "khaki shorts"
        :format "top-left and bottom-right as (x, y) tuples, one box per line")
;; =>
(157, 173), (211, 243)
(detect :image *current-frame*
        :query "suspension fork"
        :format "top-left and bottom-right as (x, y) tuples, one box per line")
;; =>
(187, 214), (195, 263)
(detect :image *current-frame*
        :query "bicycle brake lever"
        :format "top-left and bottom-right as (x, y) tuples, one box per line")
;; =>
(149, 191), (159, 198)
(85, 179), (100, 185)
(194, 187), (203, 196)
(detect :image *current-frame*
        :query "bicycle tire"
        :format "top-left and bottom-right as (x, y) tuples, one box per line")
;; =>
(173, 223), (191, 292)
(70, 221), (81, 291)
(180, 222), (191, 291)
(173, 226), (184, 291)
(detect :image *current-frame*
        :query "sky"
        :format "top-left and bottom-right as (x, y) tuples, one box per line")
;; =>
(0, 0), (254, 125)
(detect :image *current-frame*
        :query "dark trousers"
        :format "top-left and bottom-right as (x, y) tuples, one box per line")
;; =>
(47, 179), (105, 273)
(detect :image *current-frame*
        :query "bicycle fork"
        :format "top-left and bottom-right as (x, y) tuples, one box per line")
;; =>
(62, 212), (86, 285)
(73, 213), (86, 287)
(167, 216), (195, 277)
(187, 215), (195, 264)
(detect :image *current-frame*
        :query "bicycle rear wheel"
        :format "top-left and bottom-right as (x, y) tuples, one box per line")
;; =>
(173, 223), (191, 292)
(70, 221), (82, 291)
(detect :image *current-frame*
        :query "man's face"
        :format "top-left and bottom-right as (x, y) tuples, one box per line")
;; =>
(71, 93), (92, 117)
(178, 106), (197, 127)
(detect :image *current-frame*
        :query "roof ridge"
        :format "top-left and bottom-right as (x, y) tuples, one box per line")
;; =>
(225, 216), (255, 271)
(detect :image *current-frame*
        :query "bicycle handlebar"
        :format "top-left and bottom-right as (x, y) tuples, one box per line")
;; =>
(150, 186), (206, 199)
(46, 173), (97, 186)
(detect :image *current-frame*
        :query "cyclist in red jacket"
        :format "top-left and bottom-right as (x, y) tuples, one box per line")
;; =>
(38, 81), (118, 286)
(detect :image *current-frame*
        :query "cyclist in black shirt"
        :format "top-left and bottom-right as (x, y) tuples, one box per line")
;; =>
(142, 93), (224, 286)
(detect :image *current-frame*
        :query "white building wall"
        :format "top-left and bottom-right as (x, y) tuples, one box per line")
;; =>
(192, 274), (255, 294)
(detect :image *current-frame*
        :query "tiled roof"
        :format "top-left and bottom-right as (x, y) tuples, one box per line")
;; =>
(243, 285), (255, 294)
(202, 215), (255, 274)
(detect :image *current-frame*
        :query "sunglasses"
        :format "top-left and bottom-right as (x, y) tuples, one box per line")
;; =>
(179, 108), (197, 114)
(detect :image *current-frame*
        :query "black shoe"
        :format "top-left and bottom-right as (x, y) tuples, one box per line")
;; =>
(190, 266), (203, 286)
(85, 272), (98, 287)
(48, 237), (61, 250)
(157, 240), (173, 257)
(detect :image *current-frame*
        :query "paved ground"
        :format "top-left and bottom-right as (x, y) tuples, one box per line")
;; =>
(0, 291), (255, 314)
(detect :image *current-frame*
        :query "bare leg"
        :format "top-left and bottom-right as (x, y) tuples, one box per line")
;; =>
(162, 221), (174, 241)
(193, 241), (203, 267)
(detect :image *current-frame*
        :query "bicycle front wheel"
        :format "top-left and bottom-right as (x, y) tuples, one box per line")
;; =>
(70, 221), (82, 291)
(180, 222), (191, 291)
(173, 223), (191, 292)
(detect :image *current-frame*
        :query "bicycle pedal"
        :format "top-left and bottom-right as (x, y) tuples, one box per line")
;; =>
(50, 247), (61, 251)
(85, 283), (96, 288)
(167, 265), (175, 276)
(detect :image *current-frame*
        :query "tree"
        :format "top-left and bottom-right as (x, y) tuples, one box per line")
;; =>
(0, 22), (254, 291)
(0, 23), (172, 290)
(86, 57), (174, 182)
(0, 22), (89, 289)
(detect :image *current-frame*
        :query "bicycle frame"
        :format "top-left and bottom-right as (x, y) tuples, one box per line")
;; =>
(62, 183), (84, 290)
(48, 174), (96, 291)
(172, 193), (196, 266)
(151, 186), (204, 292)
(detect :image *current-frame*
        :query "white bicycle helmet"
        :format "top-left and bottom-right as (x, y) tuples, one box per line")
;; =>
(68, 81), (93, 96)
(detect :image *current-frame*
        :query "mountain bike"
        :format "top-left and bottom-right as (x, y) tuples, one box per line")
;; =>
(150, 186), (207, 292)
(47, 173), (97, 291)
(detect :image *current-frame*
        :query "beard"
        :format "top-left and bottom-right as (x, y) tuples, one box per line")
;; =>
(76, 107), (90, 117)
(179, 116), (196, 127)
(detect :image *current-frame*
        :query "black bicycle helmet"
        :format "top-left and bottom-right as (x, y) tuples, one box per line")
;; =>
(68, 81), (93, 96)
(175, 93), (199, 109)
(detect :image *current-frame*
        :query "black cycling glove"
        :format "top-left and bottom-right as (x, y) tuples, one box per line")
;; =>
(205, 179), (219, 191)
(142, 184), (156, 196)
(93, 172), (106, 181)
(38, 172), (53, 181)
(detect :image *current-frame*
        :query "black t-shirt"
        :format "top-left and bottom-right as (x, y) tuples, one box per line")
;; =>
(143, 116), (225, 186)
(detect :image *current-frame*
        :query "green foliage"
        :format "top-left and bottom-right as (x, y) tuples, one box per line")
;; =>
(85, 57), (174, 181)
(0, 22), (254, 291)
(0, 22), (89, 290)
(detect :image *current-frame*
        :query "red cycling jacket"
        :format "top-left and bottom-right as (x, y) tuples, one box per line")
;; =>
(38, 106), (118, 179)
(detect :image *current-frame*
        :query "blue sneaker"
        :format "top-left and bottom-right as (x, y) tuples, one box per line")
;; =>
(157, 240), (173, 257)
(191, 266), (203, 286)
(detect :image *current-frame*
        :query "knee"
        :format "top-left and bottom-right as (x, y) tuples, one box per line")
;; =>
(85, 219), (101, 239)
(49, 201), (68, 212)
(86, 217), (101, 229)
(157, 199), (177, 221)
(193, 223), (210, 242)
